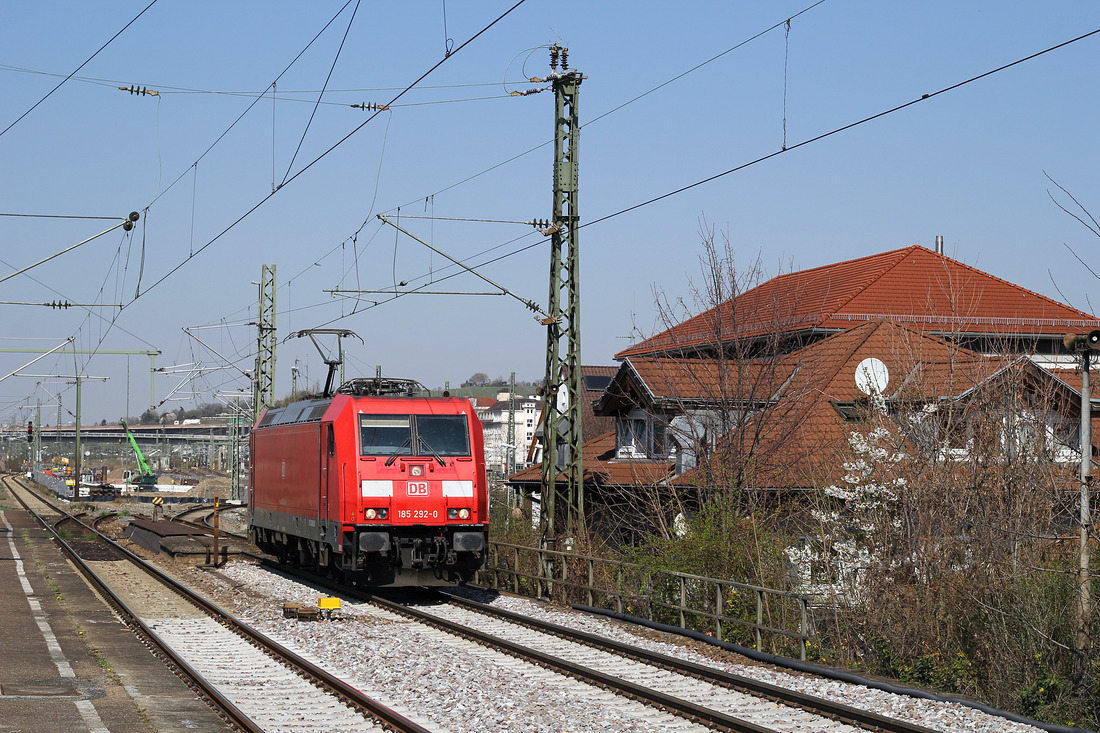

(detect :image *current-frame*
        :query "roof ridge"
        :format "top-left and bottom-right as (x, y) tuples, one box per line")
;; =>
(797, 320), (882, 388)
(814, 246), (920, 325)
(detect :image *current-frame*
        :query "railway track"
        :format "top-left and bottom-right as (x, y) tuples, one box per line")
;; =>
(253, 560), (936, 733)
(96, 503), (962, 731)
(3, 476), (431, 733)
(430, 589), (940, 733)
(7, 477), (1043, 732)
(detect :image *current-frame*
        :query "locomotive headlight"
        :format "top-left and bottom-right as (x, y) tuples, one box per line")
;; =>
(365, 508), (377, 519)
(458, 508), (470, 520)
(365, 507), (388, 520)
(448, 508), (471, 520)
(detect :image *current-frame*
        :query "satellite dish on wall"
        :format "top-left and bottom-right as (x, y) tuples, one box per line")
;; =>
(855, 357), (890, 396)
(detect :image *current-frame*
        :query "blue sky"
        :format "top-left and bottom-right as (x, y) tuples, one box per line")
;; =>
(2, 1), (1099, 424)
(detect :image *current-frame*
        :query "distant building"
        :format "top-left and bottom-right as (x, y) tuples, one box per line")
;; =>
(472, 391), (541, 476)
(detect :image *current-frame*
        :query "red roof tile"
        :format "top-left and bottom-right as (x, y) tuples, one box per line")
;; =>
(618, 246), (1099, 359)
(653, 320), (1011, 490)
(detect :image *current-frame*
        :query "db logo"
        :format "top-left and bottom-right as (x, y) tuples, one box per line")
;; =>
(407, 481), (429, 496)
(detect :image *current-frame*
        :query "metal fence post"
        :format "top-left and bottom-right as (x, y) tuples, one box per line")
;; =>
(537, 546), (545, 598)
(587, 558), (594, 607)
(755, 589), (764, 651)
(513, 545), (520, 594)
(679, 576), (686, 628)
(615, 564), (623, 614)
(800, 597), (808, 661)
(715, 583), (723, 641)
(559, 550), (568, 602)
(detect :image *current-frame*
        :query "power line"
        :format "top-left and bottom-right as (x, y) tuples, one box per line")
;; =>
(0, 64), (541, 95)
(0, 0), (160, 139)
(146, 0), (359, 209)
(0, 213), (124, 220)
(385, 0), (830, 215)
(0, 257), (158, 351)
(585, 25), (1100, 228)
(120, 0), (530, 312)
(281, 0), (362, 186)
(306, 23), (1100, 331)
(0, 214), (140, 286)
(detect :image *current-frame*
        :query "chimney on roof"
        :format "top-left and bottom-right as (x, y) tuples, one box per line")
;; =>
(935, 235), (943, 255)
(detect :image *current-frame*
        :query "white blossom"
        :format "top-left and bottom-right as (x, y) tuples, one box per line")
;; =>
(787, 423), (913, 602)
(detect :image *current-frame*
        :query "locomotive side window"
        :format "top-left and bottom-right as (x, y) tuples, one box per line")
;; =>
(360, 415), (412, 456)
(417, 415), (470, 456)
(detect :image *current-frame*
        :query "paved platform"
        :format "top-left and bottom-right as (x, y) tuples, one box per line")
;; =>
(0, 505), (228, 732)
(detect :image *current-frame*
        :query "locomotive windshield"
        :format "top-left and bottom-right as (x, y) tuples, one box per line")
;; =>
(416, 415), (470, 456)
(359, 415), (411, 456)
(359, 413), (470, 457)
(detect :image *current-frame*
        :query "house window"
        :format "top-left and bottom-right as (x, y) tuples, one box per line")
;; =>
(1052, 418), (1079, 453)
(653, 420), (667, 455)
(616, 413), (670, 459)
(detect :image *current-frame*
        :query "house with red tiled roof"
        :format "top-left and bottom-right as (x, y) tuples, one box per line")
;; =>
(513, 245), (1099, 544)
(538, 320), (1093, 543)
(617, 245), (1099, 360)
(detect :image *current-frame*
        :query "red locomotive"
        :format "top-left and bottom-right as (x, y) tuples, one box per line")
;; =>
(248, 377), (488, 586)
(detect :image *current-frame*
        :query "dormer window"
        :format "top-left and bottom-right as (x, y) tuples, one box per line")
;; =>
(616, 410), (669, 459)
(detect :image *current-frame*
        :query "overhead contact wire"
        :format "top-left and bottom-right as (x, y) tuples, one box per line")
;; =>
(330, 22), (1100, 323)
(386, 0), (830, 213)
(147, 0), (358, 208)
(584, 26), (1100, 228)
(123, 0), (529, 310)
(281, 0), (363, 186)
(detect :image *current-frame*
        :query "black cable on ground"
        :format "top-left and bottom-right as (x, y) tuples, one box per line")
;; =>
(572, 604), (1093, 733)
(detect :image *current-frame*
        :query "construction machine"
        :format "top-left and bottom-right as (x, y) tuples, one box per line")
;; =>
(119, 419), (158, 489)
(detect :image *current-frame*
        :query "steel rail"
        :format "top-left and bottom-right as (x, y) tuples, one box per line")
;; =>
(268, 561), (788, 733)
(267, 558), (939, 733)
(365, 586), (775, 732)
(2, 476), (263, 733)
(5, 476), (432, 733)
(438, 590), (939, 733)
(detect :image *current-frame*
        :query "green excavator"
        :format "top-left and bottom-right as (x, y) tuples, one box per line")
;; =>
(119, 419), (158, 490)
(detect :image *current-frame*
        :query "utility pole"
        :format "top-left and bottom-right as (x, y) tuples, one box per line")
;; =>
(228, 395), (245, 502)
(1064, 330), (1097, 695)
(33, 400), (41, 474)
(75, 375), (82, 491)
(540, 44), (585, 539)
(253, 265), (277, 417)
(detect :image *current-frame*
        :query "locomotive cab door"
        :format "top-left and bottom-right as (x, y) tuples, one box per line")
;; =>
(320, 422), (336, 550)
